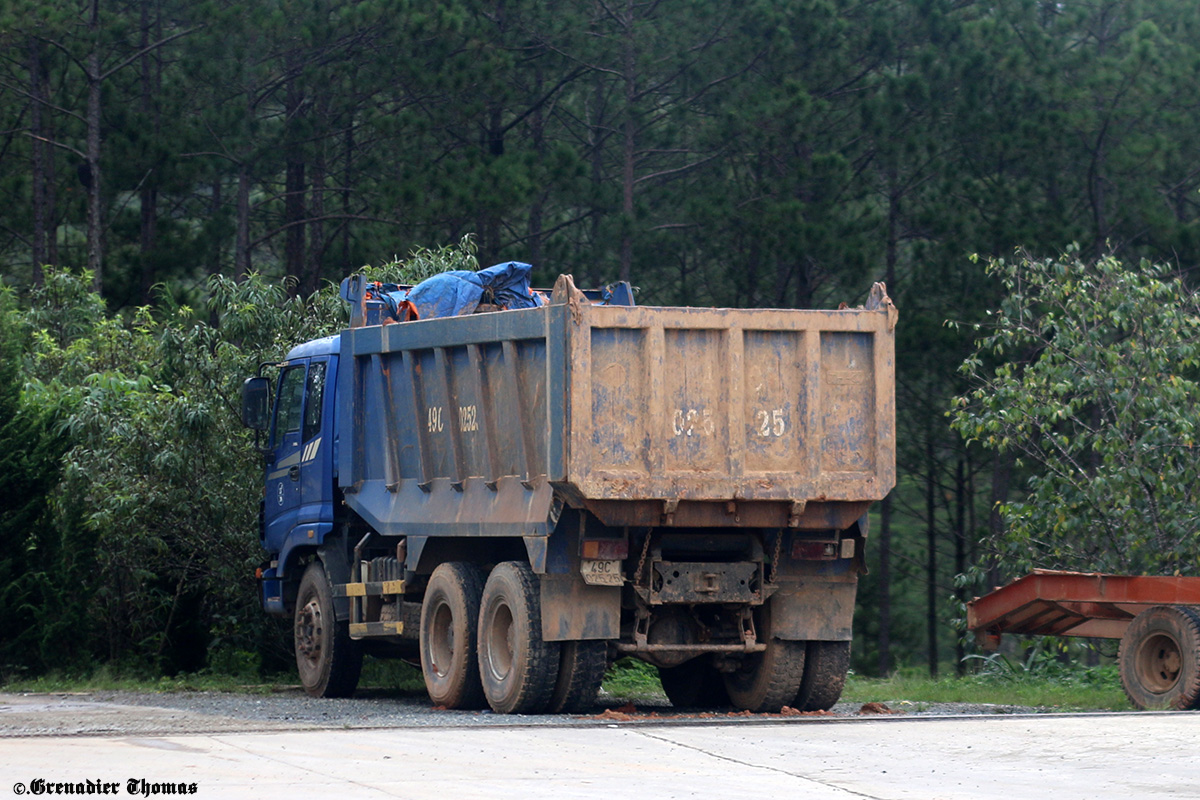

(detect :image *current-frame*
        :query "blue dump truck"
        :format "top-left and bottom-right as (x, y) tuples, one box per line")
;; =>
(242, 271), (897, 714)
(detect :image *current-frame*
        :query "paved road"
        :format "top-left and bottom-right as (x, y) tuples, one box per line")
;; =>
(2, 704), (1198, 799)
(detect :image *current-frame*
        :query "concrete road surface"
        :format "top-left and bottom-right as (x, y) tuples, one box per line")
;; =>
(2, 711), (1199, 799)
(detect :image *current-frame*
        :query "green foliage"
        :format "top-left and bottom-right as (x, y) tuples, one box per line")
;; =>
(0, 235), (486, 678)
(952, 249), (1200, 575)
(601, 658), (664, 701)
(365, 234), (480, 285)
(961, 636), (1120, 691)
(1, 267), (336, 675)
(0, 664), (286, 695)
(14, 269), (299, 672)
(0, 288), (69, 675)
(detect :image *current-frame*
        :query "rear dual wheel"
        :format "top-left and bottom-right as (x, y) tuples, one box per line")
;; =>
(421, 560), (605, 714)
(793, 640), (851, 712)
(420, 562), (487, 709)
(478, 561), (562, 714)
(549, 640), (607, 714)
(723, 602), (807, 713)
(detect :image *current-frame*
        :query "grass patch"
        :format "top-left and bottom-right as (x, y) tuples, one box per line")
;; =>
(601, 658), (664, 701)
(2, 657), (666, 700)
(1, 667), (287, 695)
(597, 658), (1132, 712)
(844, 664), (1132, 712)
(1, 656), (431, 696)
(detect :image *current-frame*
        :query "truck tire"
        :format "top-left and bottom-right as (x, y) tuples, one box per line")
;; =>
(658, 659), (731, 709)
(723, 602), (806, 713)
(548, 640), (607, 713)
(477, 561), (561, 714)
(1119, 605), (1200, 710)
(295, 561), (363, 698)
(793, 640), (851, 711)
(420, 562), (487, 709)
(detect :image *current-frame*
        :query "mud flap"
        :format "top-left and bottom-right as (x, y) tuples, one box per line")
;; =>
(317, 537), (355, 623)
(539, 575), (620, 641)
(769, 574), (858, 641)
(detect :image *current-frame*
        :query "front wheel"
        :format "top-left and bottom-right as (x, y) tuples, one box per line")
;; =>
(294, 561), (363, 698)
(1119, 605), (1200, 710)
(477, 561), (561, 714)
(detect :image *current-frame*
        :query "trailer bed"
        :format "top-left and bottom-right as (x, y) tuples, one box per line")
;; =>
(967, 569), (1200, 649)
(967, 569), (1200, 710)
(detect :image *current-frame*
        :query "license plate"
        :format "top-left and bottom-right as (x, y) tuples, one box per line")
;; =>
(580, 559), (623, 586)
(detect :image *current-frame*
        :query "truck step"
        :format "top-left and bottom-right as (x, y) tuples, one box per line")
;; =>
(334, 580), (406, 597)
(349, 621), (405, 638)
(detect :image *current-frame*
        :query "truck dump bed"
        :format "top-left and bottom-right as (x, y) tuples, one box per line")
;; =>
(337, 276), (896, 538)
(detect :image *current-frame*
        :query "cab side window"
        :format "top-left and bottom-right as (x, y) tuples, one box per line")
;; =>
(273, 365), (306, 446)
(302, 361), (326, 443)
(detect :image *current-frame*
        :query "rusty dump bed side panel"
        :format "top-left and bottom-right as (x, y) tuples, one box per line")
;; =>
(966, 570), (1200, 645)
(337, 283), (896, 537)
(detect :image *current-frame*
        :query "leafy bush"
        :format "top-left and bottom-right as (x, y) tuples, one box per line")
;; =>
(0, 238), (481, 679)
(952, 249), (1200, 575)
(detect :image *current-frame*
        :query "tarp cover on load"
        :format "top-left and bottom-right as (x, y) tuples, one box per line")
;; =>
(404, 261), (544, 320)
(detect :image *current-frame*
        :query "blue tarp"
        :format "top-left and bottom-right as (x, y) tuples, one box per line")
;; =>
(388, 262), (544, 321)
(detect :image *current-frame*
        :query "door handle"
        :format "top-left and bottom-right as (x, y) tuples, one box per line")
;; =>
(289, 466), (300, 481)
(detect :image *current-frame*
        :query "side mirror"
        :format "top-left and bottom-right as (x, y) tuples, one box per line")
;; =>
(241, 376), (271, 431)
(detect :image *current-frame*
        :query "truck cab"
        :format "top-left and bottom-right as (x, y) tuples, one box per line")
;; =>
(243, 335), (339, 617)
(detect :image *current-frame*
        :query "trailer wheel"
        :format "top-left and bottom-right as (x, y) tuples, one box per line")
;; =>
(793, 640), (851, 711)
(658, 658), (731, 709)
(295, 561), (362, 698)
(1119, 605), (1200, 710)
(548, 640), (607, 713)
(478, 561), (561, 714)
(420, 562), (487, 709)
(723, 604), (806, 713)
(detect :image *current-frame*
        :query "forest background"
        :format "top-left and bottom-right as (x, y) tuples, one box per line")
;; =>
(2, 0), (1200, 680)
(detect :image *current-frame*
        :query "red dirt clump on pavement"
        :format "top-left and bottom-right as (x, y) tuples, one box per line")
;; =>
(780, 706), (835, 717)
(589, 704), (841, 722)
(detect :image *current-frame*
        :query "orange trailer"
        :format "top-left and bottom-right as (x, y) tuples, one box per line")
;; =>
(966, 570), (1200, 710)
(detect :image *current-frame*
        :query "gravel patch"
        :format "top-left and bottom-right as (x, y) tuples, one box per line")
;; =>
(0, 688), (1060, 738)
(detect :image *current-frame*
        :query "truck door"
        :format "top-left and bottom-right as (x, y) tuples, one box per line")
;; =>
(264, 359), (330, 554)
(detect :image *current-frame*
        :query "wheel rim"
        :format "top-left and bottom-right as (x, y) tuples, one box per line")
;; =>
(484, 602), (515, 681)
(1135, 632), (1183, 693)
(429, 600), (455, 679)
(295, 598), (323, 668)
